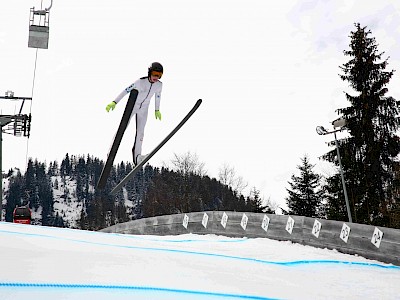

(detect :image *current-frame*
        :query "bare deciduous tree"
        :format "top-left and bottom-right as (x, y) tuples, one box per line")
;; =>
(170, 151), (207, 176)
(218, 163), (248, 196)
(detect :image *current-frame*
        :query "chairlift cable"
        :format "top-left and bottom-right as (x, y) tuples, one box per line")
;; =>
(21, 0), (44, 169)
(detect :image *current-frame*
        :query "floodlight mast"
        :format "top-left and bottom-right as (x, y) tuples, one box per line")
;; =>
(316, 119), (353, 223)
(316, 126), (328, 135)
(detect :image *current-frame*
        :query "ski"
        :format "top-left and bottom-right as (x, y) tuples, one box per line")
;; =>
(97, 90), (138, 190)
(110, 99), (202, 195)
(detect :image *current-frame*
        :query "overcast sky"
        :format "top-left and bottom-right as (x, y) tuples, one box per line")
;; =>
(1, 0), (400, 209)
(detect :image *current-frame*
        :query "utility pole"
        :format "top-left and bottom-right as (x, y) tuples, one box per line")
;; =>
(0, 116), (13, 221)
(0, 92), (32, 221)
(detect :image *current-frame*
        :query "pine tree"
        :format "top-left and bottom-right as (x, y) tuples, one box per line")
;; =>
(286, 155), (322, 217)
(25, 159), (36, 209)
(35, 160), (55, 226)
(5, 170), (23, 222)
(322, 174), (349, 221)
(245, 187), (272, 213)
(60, 153), (72, 176)
(391, 163), (400, 227)
(325, 23), (400, 226)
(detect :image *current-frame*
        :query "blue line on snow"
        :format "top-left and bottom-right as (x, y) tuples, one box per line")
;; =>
(0, 282), (276, 300)
(0, 228), (399, 270)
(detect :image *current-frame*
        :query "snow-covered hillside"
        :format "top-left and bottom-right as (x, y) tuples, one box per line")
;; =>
(50, 175), (84, 228)
(2, 174), (135, 228)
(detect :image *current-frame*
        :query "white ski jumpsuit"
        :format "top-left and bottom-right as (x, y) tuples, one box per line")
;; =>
(113, 76), (162, 163)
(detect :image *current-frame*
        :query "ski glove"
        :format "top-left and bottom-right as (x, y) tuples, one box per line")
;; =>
(155, 110), (162, 120)
(106, 101), (116, 112)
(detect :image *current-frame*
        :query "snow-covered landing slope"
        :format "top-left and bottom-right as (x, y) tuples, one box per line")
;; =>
(0, 222), (399, 300)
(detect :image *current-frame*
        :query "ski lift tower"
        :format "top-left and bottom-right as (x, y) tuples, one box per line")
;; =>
(28, 0), (53, 49)
(0, 91), (32, 221)
(0, 115), (12, 221)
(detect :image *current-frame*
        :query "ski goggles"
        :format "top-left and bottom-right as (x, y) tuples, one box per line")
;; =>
(151, 71), (163, 78)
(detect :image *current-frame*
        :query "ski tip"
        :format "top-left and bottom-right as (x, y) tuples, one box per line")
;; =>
(197, 99), (202, 105)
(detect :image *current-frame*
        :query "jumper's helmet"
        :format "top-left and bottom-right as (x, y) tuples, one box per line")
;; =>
(148, 62), (163, 78)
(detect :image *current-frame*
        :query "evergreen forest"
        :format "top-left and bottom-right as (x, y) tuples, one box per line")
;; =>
(4, 153), (270, 230)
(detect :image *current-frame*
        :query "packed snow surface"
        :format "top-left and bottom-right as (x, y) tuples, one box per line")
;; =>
(1, 222), (399, 299)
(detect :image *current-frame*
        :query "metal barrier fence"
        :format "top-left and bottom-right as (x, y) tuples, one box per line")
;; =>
(100, 211), (400, 266)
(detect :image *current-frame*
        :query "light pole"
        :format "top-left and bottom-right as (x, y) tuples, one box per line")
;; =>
(316, 119), (353, 223)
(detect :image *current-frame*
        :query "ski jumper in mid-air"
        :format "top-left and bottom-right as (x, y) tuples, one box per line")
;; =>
(105, 62), (163, 165)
